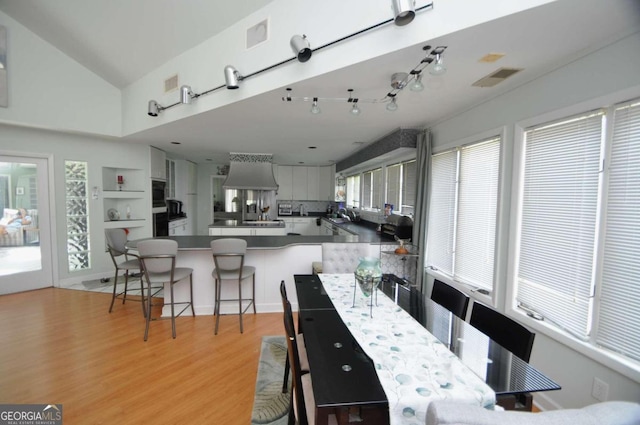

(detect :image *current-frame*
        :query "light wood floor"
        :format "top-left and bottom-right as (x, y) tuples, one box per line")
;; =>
(0, 288), (284, 424)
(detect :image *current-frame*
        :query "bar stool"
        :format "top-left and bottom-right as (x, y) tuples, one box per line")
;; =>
(211, 238), (256, 334)
(104, 228), (145, 315)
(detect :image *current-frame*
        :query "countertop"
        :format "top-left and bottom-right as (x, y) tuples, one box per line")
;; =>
(209, 219), (285, 228)
(129, 234), (360, 250)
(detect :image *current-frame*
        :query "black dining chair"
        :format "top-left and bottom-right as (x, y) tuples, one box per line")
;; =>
(430, 279), (470, 320)
(470, 301), (536, 411)
(279, 281), (309, 394)
(283, 299), (337, 425)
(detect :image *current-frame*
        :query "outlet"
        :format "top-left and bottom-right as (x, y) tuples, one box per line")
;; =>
(592, 377), (609, 402)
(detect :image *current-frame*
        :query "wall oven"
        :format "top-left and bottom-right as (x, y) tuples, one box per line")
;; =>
(153, 211), (168, 237)
(152, 179), (167, 211)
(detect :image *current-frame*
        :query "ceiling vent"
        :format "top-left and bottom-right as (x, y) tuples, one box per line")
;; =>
(472, 67), (523, 88)
(164, 74), (179, 93)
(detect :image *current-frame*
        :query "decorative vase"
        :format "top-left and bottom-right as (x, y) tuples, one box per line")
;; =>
(354, 256), (382, 297)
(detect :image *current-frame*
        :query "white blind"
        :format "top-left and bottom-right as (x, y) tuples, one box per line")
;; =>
(402, 160), (417, 214)
(455, 139), (500, 289)
(372, 168), (383, 209)
(426, 151), (457, 275)
(596, 101), (640, 361)
(363, 171), (372, 208)
(386, 164), (401, 211)
(346, 175), (360, 208)
(517, 111), (604, 339)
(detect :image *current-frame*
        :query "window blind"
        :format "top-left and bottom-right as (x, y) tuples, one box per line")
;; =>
(346, 175), (360, 208)
(363, 171), (372, 208)
(372, 168), (383, 209)
(517, 111), (604, 339)
(426, 151), (457, 275)
(455, 139), (500, 289)
(386, 164), (401, 211)
(596, 101), (640, 361)
(402, 160), (417, 214)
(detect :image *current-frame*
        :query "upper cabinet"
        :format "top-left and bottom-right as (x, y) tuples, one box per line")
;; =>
(150, 146), (166, 180)
(187, 161), (197, 194)
(276, 165), (333, 201)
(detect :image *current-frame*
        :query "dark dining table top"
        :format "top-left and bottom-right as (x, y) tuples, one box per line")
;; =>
(294, 274), (561, 401)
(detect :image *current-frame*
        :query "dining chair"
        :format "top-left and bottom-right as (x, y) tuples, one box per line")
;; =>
(279, 280), (309, 394)
(430, 279), (470, 320)
(283, 299), (337, 425)
(470, 301), (536, 411)
(138, 239), (195, 341)
(321, 242), (371, 273)
(105, 228), (146, 315)
(211, 238), (256, 334)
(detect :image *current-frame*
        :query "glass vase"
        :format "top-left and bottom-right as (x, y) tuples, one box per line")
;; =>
(354, 256), (382, 297)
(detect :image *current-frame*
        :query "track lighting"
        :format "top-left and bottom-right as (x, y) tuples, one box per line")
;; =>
(180, 85), (195, 104)
(390, 72), (409, 90)
(392, 0), (416, 26)
(429, 53), (447, 75)
(148, 100), (163, 117)
(351, 102), (361, 115)
(386, 96), (398, 111)
(410, 71), (424, 91)
(310, 98), (321, 114)
(224, 65), (243, 89)
(290, 34), (312, 63)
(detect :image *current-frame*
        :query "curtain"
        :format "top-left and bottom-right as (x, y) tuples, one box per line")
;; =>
(413, 130), (431, 293)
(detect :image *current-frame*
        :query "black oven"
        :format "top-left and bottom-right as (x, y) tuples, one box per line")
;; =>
(152, 180), (166, 208)
(153, 212), (168, 237)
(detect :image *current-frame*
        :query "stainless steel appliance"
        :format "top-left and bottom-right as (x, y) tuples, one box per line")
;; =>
(152, 180), (166, 212)
(153, 211), (168, 237)
(167, 199), (183, 218)
(278, 203), (292, 215)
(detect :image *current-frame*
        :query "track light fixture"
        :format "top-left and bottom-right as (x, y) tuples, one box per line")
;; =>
(429, 51), (447, 75)
(392, 0), (416, 26)
(180, 85), (195, 104)
(146, 3), (435, 117)
(290, 34), (312, 63)
(224, 65), (243, 89)
(281, 45), (447, 114)
(148, 100), (164, 117)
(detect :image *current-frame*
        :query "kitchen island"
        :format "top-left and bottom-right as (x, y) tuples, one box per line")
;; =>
(134, 225), (389, 318)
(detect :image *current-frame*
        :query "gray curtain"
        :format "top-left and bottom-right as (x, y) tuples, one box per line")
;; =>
(413, 130), (431, 293)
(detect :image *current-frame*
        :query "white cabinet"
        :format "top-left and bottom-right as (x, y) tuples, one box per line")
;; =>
(292, 167), (308, 200)
(319, 166), (333, 201)
(306, 167), (319, 200)
(166, 159), (176, 198)
(209, 227), (286, 236)
(169, 218), (188, 236)
(293, 217), (320, 236)
(276, 165), (293, 200)
(150, 147), (166, 180)
(187, 161), (197, 194)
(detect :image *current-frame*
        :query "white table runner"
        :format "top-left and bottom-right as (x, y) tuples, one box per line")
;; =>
(318, 274), (496, 425)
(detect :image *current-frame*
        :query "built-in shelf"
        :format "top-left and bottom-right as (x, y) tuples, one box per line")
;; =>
(101, 166), (148, 239)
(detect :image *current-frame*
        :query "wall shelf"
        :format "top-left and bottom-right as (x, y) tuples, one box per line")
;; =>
(101, 166), (148, 239)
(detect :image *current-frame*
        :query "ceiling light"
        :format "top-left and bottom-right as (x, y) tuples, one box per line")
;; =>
(351, 103), (361, 115)
(386, 96), (398, 111)
(310, 98), (321, 114)
(290, 34), (312, 63)
(224, 65), (243, 89)
(392, 0), (416, 26)
(148, 100), (163, 117)
(180, 85), (194, 104)
(410, 71), (424, 91)
(391, 72), (409, 90)
(429, 53), (447, 76)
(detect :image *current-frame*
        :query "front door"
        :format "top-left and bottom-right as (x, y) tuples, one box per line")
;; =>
(0, 155), (53, 294)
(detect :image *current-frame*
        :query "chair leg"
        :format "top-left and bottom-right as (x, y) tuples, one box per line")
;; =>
(140, 273), (147, 318)
(144, 280), (152, 341)
(109, 269), (119, 313)
(214, 278), (221, 335)
(170, 282), (176, 339)
(282, 353), (290, 393)
(252, 274), (256, 314)
(189, 274), (195, 316)
(238, 278), (243, 334)
(122, 270), (129, 305)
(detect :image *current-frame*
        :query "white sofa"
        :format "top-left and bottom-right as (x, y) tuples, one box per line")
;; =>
(426, 400), (640, 425)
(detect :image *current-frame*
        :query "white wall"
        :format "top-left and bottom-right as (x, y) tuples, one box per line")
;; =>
(0, 124), (151, 286)
(0, 11), (121, 137)
(429, 32), (640, 409)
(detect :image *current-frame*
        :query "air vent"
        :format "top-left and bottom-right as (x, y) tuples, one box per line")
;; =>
(246, 18), (269, 49)
(164, 74), (179, 93)
(472, 67), (523, 88)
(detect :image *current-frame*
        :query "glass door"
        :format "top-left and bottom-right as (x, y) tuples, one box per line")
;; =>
(0, 155), (53, 294)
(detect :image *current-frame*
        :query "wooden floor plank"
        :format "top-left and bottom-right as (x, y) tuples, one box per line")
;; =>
(0, 288), (284, 424)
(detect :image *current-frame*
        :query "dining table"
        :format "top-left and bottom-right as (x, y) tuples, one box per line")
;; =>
(294, 274), (561, 425)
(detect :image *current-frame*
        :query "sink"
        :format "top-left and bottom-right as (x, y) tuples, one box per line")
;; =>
(328, 217), (346, 224)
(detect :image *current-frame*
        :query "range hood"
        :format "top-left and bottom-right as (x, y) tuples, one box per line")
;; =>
(222, 153), (279, 190)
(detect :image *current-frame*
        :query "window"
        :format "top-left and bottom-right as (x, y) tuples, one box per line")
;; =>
(515, 99), (640, 363)
(65, 160), (90, 271)
(362, 168), (382, 209)
(346, 175), (360, 208)
(386, 160), (416, 214)
(426, 137), (500, 291)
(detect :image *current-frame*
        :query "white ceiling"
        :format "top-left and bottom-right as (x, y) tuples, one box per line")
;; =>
(1, 0), (639, 166)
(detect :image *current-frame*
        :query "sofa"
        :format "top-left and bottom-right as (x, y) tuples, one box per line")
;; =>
(0, 208), (39, 246)
(426, 400), (640, 425)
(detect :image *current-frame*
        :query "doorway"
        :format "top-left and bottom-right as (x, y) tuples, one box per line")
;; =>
(0, 155), (53, 294)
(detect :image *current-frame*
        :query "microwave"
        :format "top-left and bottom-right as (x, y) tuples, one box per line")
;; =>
(152, 179), (166, 208)
(278, 203), (292, 215)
